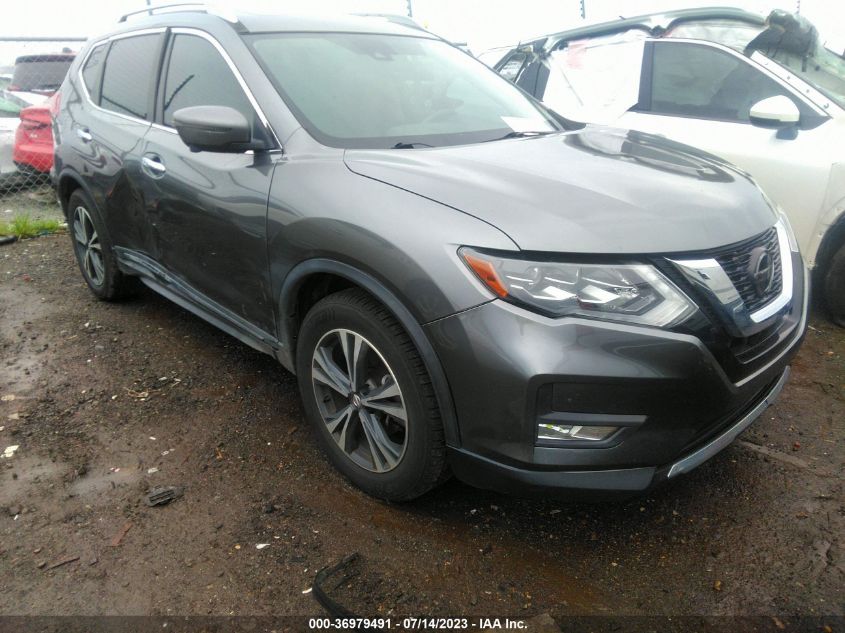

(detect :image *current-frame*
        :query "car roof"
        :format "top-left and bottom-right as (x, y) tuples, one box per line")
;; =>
(517, 6), (766, 49)
(103, 9), (434, 40)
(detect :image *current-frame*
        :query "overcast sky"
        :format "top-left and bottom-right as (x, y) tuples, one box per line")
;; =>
(2, 0), (844, 57)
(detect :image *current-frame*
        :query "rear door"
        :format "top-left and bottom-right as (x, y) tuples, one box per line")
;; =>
(69, 31), (164, 255)
(138, 30), (277, 334)
(618, 40), (835, 255)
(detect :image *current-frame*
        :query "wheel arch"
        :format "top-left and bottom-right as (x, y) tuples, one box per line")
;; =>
(56, 169), (96, 219)
(279, 259), (461, 447)
(815, 208), (845, 279)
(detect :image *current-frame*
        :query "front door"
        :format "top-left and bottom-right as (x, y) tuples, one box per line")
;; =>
(138, 31), (277, 334)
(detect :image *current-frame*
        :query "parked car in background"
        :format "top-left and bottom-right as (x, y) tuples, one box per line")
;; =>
(496, 8), (845, 325)
(7, 53), (75, 102)
(2, 53), (74, 185)
(54, 8), (805, 500)
(0, 92), (27, 187)
(13, 92), (59, 176)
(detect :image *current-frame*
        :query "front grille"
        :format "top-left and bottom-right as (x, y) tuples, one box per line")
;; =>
(712, 227), (782, 313)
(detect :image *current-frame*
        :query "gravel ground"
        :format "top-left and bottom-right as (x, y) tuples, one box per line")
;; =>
(0, 234), (842, 628)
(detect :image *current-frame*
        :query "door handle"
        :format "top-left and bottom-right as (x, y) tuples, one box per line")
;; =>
(76, 128), (92, 143)
(142, 154), (166, 178)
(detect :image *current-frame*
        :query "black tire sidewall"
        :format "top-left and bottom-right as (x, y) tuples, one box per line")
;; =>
(296, 295), (438, 500)
(824, 243), (845, 326)
(67, 189), (124, 300)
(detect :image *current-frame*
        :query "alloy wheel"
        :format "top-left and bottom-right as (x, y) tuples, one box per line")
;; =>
(72, 206), (105, 287)
(310, 328), (408, 473)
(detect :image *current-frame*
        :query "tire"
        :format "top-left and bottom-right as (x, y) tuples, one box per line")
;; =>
(295, 288), (448, 501)
(823, 241), (845, 327)
(67, 189), (137, 300)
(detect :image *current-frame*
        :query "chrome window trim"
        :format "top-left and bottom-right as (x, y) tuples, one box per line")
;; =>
(168, 27), (282, 149)
(77, 28), (167, 127)
(76, 27), (282, 150)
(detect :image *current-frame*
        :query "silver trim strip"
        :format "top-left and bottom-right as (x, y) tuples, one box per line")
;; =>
(669, 219), (794, 337)
(667, 366), (790, 479)
(750, 221), (793, 323)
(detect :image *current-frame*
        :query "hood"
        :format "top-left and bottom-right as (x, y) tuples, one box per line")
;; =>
(344, 126), (776, 254)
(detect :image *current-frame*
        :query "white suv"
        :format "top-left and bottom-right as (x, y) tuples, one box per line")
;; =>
(497, 8), (845, 324)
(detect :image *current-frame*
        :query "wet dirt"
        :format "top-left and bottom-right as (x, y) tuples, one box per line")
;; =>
(0, 235), (842, 619)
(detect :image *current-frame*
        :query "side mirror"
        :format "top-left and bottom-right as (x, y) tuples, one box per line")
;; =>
(172, 105), (261, 153)
(749, 96), (800, 130)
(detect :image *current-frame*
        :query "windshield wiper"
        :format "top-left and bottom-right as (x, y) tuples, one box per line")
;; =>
(485, 130), (555, 142)
(392, 141), (435, 149)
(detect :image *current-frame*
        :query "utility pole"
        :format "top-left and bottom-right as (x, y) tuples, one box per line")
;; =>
(580, 0), (586, 20)
(407, 0), (413, 18)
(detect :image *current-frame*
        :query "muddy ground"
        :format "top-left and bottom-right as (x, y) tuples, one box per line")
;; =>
(0, 234), (842, 627)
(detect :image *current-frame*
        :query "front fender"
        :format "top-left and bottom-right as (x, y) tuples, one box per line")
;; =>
(278, 258), (464, 447)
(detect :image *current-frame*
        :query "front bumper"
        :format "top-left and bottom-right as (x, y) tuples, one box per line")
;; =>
(446, 366), (789, 495)
(424, 263), (807, 496)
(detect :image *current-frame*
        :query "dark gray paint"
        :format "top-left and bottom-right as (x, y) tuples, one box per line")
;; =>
(346, 126), (776, 253)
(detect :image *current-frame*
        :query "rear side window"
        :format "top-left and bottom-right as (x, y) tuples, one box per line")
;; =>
(81, 44), (106, 101)
(644, 42), (803, 122)
(100, 34), (161, 120)
(161, 34), (254, 128)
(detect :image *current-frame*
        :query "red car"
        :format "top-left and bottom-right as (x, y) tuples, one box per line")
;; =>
(10, 53), (74, 176)
(13, 91), (60, 175)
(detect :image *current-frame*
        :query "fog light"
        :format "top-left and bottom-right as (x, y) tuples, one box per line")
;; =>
(538, 423), (618, 442)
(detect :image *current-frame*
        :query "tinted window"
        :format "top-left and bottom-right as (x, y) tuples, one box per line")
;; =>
(100, 34), (161, 120)
(81, 44), (106, 100)
(645, 42), (800, 122)
(162, 34), (254, 128)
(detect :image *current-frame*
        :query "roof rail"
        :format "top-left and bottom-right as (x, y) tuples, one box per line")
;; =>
(118, 3), (238, 24)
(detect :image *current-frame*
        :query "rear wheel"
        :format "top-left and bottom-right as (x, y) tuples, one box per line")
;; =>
(68, 189), (136, 300)
(823, 241), (845, 327)
(296, 288), (448, 501)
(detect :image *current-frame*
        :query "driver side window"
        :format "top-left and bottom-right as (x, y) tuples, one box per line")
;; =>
(161, 34), (258, 133)
(642, 41), (808, 123)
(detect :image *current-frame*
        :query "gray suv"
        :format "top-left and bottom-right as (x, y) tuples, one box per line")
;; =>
(53, 7), (807, 500)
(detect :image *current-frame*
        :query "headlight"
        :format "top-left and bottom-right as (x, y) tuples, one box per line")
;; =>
(459, 248), (696, 327)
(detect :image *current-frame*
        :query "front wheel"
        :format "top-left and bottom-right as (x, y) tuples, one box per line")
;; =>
(295, 289), (448, 501)
(823, 241), (845, 327)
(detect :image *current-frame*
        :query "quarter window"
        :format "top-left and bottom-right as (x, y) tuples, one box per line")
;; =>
(162, 34), (254, 129)
(81, 43), (106, 100)
(644, 42), (804, 123)
(100, 34), (161, 120)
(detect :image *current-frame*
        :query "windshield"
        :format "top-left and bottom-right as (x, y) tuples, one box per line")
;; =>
(245, 32), (559, 149)
(762, 42), (845, 109)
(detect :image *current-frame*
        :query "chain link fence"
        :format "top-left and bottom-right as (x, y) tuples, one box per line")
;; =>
(1, 37), (86, 224)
